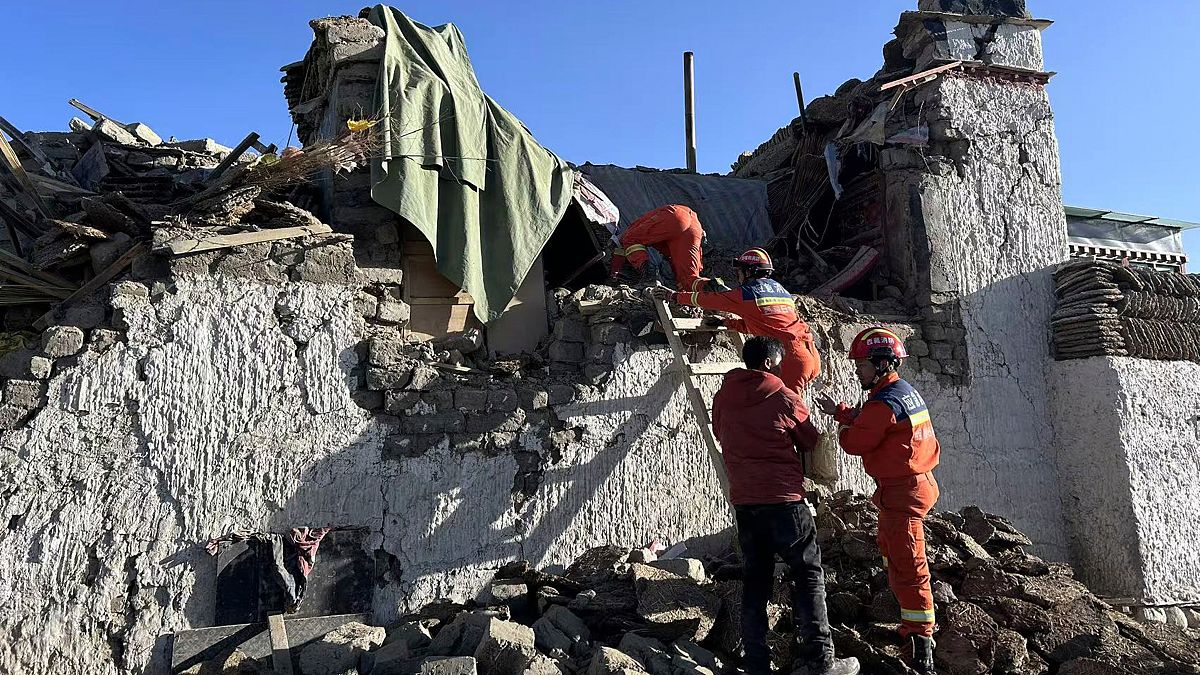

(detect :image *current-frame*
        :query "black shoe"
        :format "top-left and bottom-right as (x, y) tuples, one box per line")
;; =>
(910, 635), (935, 674)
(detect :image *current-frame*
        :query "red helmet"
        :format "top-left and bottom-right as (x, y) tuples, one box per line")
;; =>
(734, 248), (773, 273)
(848, 327), (908, 360)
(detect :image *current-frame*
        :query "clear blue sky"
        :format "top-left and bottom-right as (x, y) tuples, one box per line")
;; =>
(2, 1), (1197, 260)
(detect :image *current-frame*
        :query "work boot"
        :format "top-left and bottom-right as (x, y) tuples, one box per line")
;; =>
(790, 657), (861, 675)
(910, 635), (936, 674)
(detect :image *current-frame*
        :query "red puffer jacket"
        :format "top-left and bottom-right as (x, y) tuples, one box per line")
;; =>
(712, 368), (820, 505)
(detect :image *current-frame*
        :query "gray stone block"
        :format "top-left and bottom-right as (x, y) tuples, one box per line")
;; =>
(473, 618), (536, 675)
(455, 388), (489, 411)
(384, 434), (447, 459)
(377, 299), (411, 326)
(532, 606), (589, 656)
(591, 322), (632, 345)
(487, 388), (519, 412)
(465, 409), (525, 434)
(631, 564), (720, 642)
(983, 23), (1044, 71)
(0, 404), (34, 430)
(618, 632), (671, 675)
(420, 656), (478, 675)
(547, 385), (576, 406)
(587, 647), (643, 675)
(368, 333), (407, 368)
(486, 579), (529, 605)
(351, 389), (384, 411)
(367, 639), (423, 675)
(367, 366), (413, 391)
(58, 303), (106, 330)
(402, 411), (466, 434)
(292, 241), (362, 285)
(515, 386), (548, 410)
(40, 326), (85, 358)
(548, 341), (584, 363)
(356, 291), (380, 319)
(427, 613), (493, 657)
(552, 317), (586, 343)
(93, 118), (139, 145)
(29, 356), (52, 380)
(3, 380), (45, 410)
(587, 343), (615, 364)
(385, 390), (421, 415)
(297, 621), (385, 675)
(126, 122), (162, 146)
(648, 558), (706, 583)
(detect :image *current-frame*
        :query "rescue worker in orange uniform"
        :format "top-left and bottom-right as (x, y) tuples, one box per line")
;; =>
(815, 327), (940, 673)
(652, 248), (822, 390)
(611, 204), (716, 292)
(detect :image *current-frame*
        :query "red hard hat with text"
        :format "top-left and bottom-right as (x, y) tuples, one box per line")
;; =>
(848, 327), (908, 360)
(735, 248), (773, 269)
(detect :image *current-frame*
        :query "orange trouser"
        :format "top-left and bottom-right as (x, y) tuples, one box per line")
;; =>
(617, 207), (704, 290)
(872, 472), (939, 637)
(779, 333), (822, 390)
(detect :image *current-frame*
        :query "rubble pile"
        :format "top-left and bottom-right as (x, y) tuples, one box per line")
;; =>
(1052, 260), (1200, 362)
(191, 493), (1198, 675)
(0, 108), (374, 329)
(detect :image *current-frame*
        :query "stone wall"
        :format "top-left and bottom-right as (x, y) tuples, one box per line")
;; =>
(0, 271), (745, 675)
(1050, 356), (1200, 607)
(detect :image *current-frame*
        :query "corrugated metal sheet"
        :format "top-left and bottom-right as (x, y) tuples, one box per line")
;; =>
(578, 163), (773, 249)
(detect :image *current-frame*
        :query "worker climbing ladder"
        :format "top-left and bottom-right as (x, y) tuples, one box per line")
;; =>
(652, 299), (746, 500)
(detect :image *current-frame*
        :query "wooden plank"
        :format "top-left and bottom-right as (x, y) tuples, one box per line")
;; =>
(29, 173), (94, 196)
(267, 614), (294, 675)
(34, 242), (147, 330)
(0, 196), (40, 238)
(408, 296), (473, 306)
(0, 116), (49, 165)
(0, 247), (78, 289)
(0, 131), (50, 217)
(880, 61), (963, 91)
(68, 98), (123, 125)
(687, 362), (742, 376)
(208, 132), (260, 181)
(654, 299), (731, 500)
(406, 303), (479, 342)
(161, 224), (332, 255)
(404, 252), (465, 298)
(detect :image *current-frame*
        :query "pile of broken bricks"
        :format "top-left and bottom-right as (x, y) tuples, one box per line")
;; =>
(186, 490), (1200, 675)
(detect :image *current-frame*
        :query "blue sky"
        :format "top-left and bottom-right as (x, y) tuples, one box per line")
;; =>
(2, 1), (1197, 259)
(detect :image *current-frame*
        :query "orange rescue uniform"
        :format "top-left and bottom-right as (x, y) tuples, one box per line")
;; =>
(834, 371), (941, 637)
(671, 277), (821, 390)
(611, 205), (707, 291)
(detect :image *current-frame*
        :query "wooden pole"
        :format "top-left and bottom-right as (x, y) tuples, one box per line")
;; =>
(683, 51), (697, 173)
(793, 72), (808, 132)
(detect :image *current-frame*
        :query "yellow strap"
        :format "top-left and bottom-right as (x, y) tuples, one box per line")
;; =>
(901, 607), (936, 622)
(624, 244), (648, 255)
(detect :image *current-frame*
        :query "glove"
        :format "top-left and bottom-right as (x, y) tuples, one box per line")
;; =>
(646, 286), (672, 302)
(703, 316), (725, 328)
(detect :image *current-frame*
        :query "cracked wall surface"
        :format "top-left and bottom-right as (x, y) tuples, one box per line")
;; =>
(884, 72), (1070, 558)
(1051, 356), (1200, 605)
(0, 276), (738, 675)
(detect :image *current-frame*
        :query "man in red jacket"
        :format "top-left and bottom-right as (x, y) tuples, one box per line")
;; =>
(654, 248), (821, 390)
(816, 327), (940, 674)
(712, 336), (860, 675)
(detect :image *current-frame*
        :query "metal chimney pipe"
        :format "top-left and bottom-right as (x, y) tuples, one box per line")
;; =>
(684, 51), (697, 172)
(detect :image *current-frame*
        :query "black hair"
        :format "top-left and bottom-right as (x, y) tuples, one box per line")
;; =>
(742, 335), (784, 370)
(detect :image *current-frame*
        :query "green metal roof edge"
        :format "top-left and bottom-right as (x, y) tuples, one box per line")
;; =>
(1064, 205), (1200, 230)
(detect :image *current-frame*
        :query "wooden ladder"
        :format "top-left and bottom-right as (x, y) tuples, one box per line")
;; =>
(653, 299), (747, 500)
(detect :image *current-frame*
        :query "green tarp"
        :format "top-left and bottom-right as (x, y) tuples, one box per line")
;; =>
(366, 5), (576, 323)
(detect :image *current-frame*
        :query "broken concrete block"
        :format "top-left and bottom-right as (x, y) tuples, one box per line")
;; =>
(368, 639), (424, 675)
(454, 388), (489, 411)
(292, 241), (361, 285)
(552, 316), (586, 343)
(934, 602), (999, 675)
(367, 333), (407, 368)
(356, 291), (380, 319)
(433, 328), (484, 355)
(166, 138), (233, 154)
(524, 654), (566, 675)
(367, 365), (413, 391)
(377, 299), (411, 326)
(0, 404), (35, 430)
(516, 386), (548, 410)
(591, 321), (633, 345)
(402, 410), (466, 434)
(93, 118), (140, 146)
(983, 23), (1044, 71)
(487, 388), (519, 412)
(58, 303), (106, 330)
(351, 389), (384, 411)
(428, 612), (493, 657)
(917, 0), (1030, 18)
(487, 579), (530, 605)
(125, 122), (162, 146)
(648, 558), (706, 583)
(28, 356), (52, 380)
(408, 364), (441, 390)
(90, 232), (134, 275)
(627, 548), (657, 564)
(40, 326), (85, 359)
(548, 340), (585, 363)
(385, 390), (422, 415)
(532, 605), (589, 656)
(297, 621), (386, 675)
(1134, 606), (1167, 624)
(384, 433), (447, 459)
(473, 618), (537, 675)
(587, 647), (645, 675)
(3, 380), (45, 410)
(670, 639), (720, 673)
(631, 564), (721, 642)
(385, 620), (434, 650)
(618, 632), (672, 675)
(420, 656), (478, 675)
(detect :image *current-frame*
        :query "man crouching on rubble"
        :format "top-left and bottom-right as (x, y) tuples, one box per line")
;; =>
(712, 335), (860, 675)
(816, 327), (940, 674)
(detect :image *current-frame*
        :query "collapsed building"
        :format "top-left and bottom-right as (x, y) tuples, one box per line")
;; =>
(0, 1), (1197, 674)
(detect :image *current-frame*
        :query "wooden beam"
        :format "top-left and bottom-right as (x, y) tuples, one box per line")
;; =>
(0, 131), (50, 217)
(160, 223), (332, 256)
(68, 98), (124, 125)
(880, 60), (963, 91)
(0, 116), (49, 165)
(267, 614), (295, 675)
(0, 247), (77, 289)
(208, 132), (260, 181)
(0, 196), (41, 238)
(34, 241), (147, 330)
(687, 362), (741, 376)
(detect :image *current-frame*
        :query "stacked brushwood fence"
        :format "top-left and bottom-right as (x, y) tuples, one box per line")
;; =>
(1053, 260), (1200, 361)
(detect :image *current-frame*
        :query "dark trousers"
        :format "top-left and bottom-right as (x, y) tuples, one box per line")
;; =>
(736, 500), (833, 672)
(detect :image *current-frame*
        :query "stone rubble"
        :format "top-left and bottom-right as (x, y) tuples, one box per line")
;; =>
(184, 492), (1198, 675)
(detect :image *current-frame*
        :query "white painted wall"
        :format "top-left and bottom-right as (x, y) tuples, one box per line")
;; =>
(1051, 356), (1200, 605)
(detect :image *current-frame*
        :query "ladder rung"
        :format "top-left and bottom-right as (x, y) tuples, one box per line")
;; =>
(672, 317), (722, 332)
(688, 362), (742, 376)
